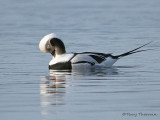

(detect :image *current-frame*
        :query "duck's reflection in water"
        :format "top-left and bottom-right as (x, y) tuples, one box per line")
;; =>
(40, 67), (119, 101)
(40, 70), (72, 115)
(40, 67), (119, 115)
(40, 70), (70, 107)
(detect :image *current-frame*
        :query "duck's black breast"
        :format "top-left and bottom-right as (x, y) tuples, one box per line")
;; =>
(49, 61), (72, 70)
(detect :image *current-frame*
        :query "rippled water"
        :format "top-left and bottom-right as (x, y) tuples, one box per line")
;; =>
(0, 0), (160, 120)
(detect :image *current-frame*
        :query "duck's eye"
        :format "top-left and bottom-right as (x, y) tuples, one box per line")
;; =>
(47, 45), (50, 50)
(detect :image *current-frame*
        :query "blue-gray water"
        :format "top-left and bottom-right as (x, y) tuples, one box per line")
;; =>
(0, 0), (160, 120)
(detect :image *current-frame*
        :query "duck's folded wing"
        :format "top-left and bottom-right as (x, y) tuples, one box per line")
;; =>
(71, 52), (112, 64)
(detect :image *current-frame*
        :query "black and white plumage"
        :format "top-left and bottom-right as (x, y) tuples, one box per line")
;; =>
(39, 33), (151, 70)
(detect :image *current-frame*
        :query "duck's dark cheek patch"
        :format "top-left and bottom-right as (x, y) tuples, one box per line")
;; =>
(49, 62), (72, 70)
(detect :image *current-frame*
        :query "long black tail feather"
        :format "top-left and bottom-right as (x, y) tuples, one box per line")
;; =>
(112, 41), (152, 59)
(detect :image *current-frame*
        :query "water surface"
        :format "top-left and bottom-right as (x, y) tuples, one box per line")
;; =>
(0, 0), (160, 120)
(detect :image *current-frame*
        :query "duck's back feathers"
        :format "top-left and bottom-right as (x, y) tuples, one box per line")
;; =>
(71, 52), (117, 68)
(71, 52), (112, 64)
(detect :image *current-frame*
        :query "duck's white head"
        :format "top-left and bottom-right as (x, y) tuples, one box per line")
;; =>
(39, 33), (66, 56)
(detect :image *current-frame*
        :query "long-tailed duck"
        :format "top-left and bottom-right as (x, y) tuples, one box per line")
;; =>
(39, 33), (151, 70)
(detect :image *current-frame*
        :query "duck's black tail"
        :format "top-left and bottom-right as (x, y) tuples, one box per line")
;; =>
(112, 41), (152, 59)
